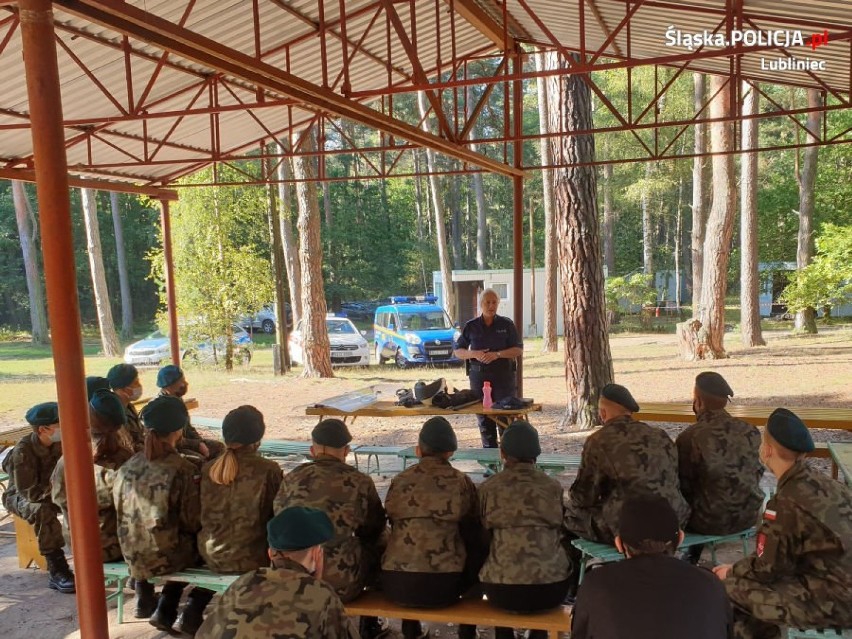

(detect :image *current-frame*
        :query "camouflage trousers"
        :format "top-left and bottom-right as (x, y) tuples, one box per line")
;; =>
(4, 494), (64, 555)
(563, 500), (615, 545)
(727, 576), (849, 639)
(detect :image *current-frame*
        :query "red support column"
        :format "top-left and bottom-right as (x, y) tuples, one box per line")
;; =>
(160, 199), (181, 364)
(18, 1), (109, 637)
(512, 46), (524, 397)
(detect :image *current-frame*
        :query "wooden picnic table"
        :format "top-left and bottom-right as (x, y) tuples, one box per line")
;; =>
(305, 399), (542, 430)
(635, 402), (852, 431)
(828, 442), (852, 486)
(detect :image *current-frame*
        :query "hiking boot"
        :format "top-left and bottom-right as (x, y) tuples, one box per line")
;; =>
(495, 628), (516, 639)
(176, 587), (214, 637)
(149, 581), (185, 632)
(359, 615), (391, 639)
(457, 624), (477, 639)
(402, 619), (429, 639)
(134, 580), (158, 619)
(45, 550), (76, 594)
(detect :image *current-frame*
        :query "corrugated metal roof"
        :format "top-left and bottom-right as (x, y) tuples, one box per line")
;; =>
(0, 0), (847, 189)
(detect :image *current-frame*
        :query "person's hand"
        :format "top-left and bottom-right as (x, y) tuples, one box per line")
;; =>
(474, 350), (491, 363)
(479, 351), (500, 364)
(712, 564), (733, 580)
(198, 442), (210, 458)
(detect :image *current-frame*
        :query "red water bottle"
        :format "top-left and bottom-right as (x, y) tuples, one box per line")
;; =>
(482, 381), (493, 410)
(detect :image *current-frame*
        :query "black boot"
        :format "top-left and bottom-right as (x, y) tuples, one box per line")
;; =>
(524, 631), (548, 639)
(401, 619), (427, 639)
(359, 615), (389, 639)
(495, 628), (515, 639)
(45, 550), (76, 594)
(682, 544), (704, 565)
(134, 580), (158, 619)
(176, 587), (214, 637)
(150, 581), (186, 632)
(457, 623), (477, 639)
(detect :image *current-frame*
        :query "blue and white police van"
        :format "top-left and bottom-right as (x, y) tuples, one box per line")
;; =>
(373, 296), (461, 368)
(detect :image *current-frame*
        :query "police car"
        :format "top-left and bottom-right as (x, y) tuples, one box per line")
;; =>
(289, 314), (371, 367)
(374, 296), (461, 368)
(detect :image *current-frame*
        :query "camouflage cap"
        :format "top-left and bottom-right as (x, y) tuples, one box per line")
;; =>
(311, 418), (352, 448)
(156, 364), (184, 388)
(767, 408), (814, 453)
(419, 416), (458, 453)
(619, 495), (680, 547)
(223, 405), (265, 445)
(89, 389), (127, 428)
(140, 395), (188, 434)
(26, 401), (59, 426)
(501, 420), (541, 459)
(695, 371), (734, 399)
(86, 376), (111, 400)
(267, 506), (334, 551)
(106, 363), (138, 390)
(601, 383), (640, 413)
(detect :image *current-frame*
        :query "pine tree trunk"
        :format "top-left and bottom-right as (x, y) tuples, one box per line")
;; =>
(795, 89), (821, 334)
(697, 76), (736, 359)
(739, 82), (766, 347)
(322, 182), (332, 230)
(413, 152), (430, 291)
(292, 132), (333, 378)
(109, 192), (134, 339)
(642, 162), (655, 279)
(276, 144), (303, 328)
(547, 54), (614, 431)
(691, 73), (707, 310)
(602, 163), (616, 276)
(450, 172), (463, 268)
(12, 180), (49, 344)
(467, 85), (488, 270)
(536, 51), (559, 352)
(418, 90), (456, 318)
(675, 177), (684, 308)
(266, 155), (290, 373)
(81, 188), (121, 356)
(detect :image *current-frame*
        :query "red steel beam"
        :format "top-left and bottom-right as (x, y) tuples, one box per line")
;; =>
(512, 45), (524, 397)
(443, 0), (515, 50)
(0, 167), (179, 198)
(54, 0), (522, 178)
(18, 2), (109, 638)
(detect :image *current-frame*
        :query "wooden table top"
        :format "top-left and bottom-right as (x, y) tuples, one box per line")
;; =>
(306, 399), (541, 418)
(636, 402), (852, 431)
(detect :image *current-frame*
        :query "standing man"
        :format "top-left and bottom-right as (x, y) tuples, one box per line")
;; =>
(677, 372), (764, 563)
(1, 402), (75, 593)
(453, 288), (524, 448)
(714, 408), (852, 639)
(572, 496), (732, 639)
(107, 362), (145, 451)
(156, 364), (223, 460)
(197, 506), (359, 639)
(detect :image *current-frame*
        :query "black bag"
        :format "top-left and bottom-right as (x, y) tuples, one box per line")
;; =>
(395, 388), (421, 408)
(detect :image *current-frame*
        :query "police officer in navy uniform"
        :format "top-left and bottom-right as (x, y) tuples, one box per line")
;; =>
(453, 288), (524, 448)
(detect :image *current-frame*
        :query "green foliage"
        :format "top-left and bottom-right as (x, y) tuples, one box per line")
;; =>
(147, 165), (274, 368)
(605, 273), (657, 310)
(780, 224), (852, 314)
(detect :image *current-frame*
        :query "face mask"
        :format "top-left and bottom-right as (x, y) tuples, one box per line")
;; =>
(129, 386), (143, 402)
(50, 429), (62, 443)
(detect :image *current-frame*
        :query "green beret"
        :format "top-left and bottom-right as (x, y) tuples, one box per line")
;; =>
(86, 376), (111, 400)
(767, 408), (814, 453)
(267, 506), (334, 551)
(501, 420), (541, 459)
(222, 405), (265, 445)
(311, 419), (352, 448)
(107, 363), (138, 390)
(601, 383), (640, 413)
(89, 389), (126, 428)
(140, 395), (188, 434)
(156, 365), (184, 389)
(695, 371), (734, 399)
(26, 402), (59, 427)
(418, 416), (457, 453)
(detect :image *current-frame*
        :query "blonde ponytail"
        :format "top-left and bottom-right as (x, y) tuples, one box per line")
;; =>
(208, 447), (240, 485)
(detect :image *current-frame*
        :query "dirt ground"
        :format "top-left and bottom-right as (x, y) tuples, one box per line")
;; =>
(1, 328), (850, 637)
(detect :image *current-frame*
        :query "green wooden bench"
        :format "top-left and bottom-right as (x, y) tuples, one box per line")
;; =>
(787, 629), (848, 638)
(398, 447), (580, 476)
(352, 445), (407, 475)
(103, 562), (239, 624)
(191, 416), (224, 431)
(571, 529), (755, 583)
(257, 439), (313, 460)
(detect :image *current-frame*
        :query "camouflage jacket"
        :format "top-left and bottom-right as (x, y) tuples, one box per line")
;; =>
(120, 402), (145, 453)
(478, 462), (572, 585)
(2, 432), (61, 506)
(569, 415), (690, 538)
(199, 448), (283, 574)
(274, 455), (386, 600)
(676, 409), (764, 534)
(383, 455), (481, 574)
(729, 461), (852, 624)
(51, 450), (128, 563)
(196, 558), (359, 639)
(113, 449), (201, 580)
